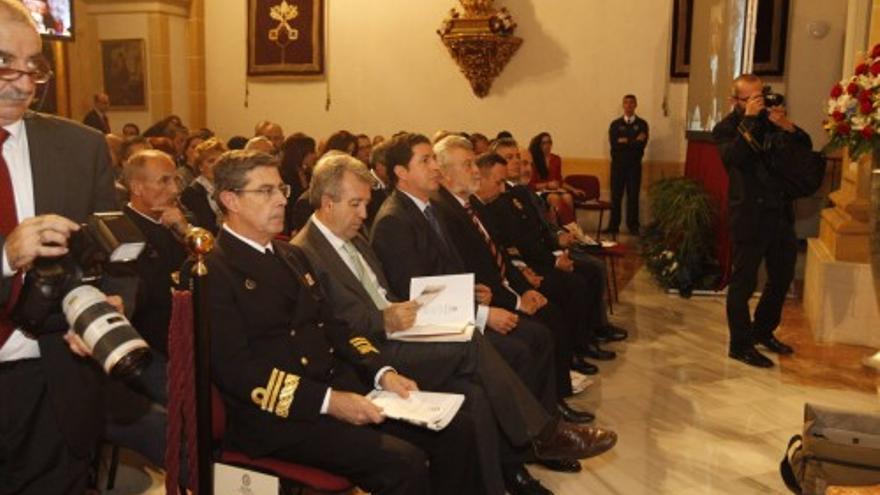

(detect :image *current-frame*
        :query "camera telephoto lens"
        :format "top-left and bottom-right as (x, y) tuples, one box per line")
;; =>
(62, 285), (152, 378)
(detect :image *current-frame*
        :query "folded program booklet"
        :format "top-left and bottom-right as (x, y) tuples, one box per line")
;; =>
(388, 274), (475, 342)
(367, 390), (466, 431)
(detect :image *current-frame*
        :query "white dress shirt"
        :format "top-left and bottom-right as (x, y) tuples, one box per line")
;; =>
(0, 120), (40, 361)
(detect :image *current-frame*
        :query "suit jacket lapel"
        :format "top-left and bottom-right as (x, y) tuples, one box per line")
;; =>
(352, 234), (394, 297)
(302, 220), (376, 305)
(24, 113), (63, 216)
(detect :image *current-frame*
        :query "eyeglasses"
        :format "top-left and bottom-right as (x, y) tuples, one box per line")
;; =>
(234, 184), (292, 200)
(0, 62), (53, 85)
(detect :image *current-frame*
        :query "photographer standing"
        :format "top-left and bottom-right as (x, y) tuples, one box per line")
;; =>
(0, 1), (118, 493)
(713, 74), (812, 368)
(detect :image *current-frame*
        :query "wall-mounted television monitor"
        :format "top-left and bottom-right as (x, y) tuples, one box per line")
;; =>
(20, 0), (74, 41)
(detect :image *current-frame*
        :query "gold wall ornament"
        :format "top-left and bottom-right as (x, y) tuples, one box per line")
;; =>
(438, 0), (522, 98)
(268, 0), (300, 46)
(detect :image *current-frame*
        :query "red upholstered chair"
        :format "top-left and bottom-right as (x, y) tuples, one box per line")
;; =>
(211, 386), (354, 493)
(563, 175), (612, 238)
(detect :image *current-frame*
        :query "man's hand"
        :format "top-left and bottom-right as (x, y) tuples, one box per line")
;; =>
(4, 215), (80, 272)
(767, 106), (796, 132)
(379, 371), (418, 399)
(475, 284), (492, 305)
(520, 266), (543, 288)
(636, 132), (647, 142)
(557, 231), (574, 248)
(744, 94), (765, 117)
(487, 307), (518, 334)
(383, 301), (419, 334)
(617, 137), (628, 144)
(327, 390), (384, 425)
(64, 295), (125, 357)
(155, 206), (189, 232)
(546, 180), (560, 189)
(555, 252), (574, 272)
(519, 290), (548, 315)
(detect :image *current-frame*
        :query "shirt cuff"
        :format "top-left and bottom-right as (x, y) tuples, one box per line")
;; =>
(2, 247), (13, 278)
(514, 295), (522, 312)
(475, 304), (489, 334)
(374, 366), (396, 389)
(320, 387), (332, 414)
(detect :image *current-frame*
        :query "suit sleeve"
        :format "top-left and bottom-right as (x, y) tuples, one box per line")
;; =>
(713, 116), (762, 175)
(313, 258), (386, 338)
(609, 120), (626, 153)
(370, 213), (419, 299)
(208, 259), (328, 422)
(633, 119), (649, 152)
(90, 133), (120, 212)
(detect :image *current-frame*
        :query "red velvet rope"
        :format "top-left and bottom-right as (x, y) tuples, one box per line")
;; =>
(165, 290), (197, 494)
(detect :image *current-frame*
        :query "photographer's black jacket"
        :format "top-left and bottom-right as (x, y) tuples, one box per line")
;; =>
(712, 111), (812, 242)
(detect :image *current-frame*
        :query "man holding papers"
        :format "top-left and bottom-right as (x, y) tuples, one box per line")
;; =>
(297, 154), (618, 495)
(206, 150), (482, 495)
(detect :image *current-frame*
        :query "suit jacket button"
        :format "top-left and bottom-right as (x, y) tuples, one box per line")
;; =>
(318, 322), (325, 328)
(289, 329), (296, 337)
(329, 347), (334, 354)
(301, 357), (309, 366)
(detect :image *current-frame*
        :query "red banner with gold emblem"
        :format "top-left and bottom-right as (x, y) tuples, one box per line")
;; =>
(248, 0), (324, 76)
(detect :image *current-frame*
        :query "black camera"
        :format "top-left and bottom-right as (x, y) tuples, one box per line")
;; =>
(762, 85), (785, 107)
(12, 212), (152, 378)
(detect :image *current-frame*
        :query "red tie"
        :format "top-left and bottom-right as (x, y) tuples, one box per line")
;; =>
(464, 202), (507, 281)
(0, 128), (22, 349)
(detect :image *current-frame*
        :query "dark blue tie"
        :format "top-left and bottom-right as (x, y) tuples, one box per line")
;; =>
(423, 204), (453, 257)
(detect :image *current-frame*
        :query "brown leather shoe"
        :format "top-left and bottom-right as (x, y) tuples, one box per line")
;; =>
(533, 421), (617, 460)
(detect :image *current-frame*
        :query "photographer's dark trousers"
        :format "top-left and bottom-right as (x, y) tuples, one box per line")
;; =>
(0, 359), (90, 495)
(726, 218), (797, 350)
(609, 159), (643, 232)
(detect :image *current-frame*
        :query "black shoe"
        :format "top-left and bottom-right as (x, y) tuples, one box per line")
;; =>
(571, 357), (598, 375)
(556, 402), (595, 424)
(502, 464), (554, 495)
(596, 324), (628, 343)
(535, 457), (582, 473)
(581, 343), (616, 361)
(728, 346), (774, 368)
(756, 336), (794, 355)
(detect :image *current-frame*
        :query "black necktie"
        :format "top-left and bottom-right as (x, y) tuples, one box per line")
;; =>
(423, 204), (453, 257)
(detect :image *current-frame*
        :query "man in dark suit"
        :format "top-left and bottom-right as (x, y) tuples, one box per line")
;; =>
(606, 94), (649, 235)
(294, 154), (617, 495)
(429, 136), (595, 416)
(713, 74), (809, 368)
(82, 92), (112, 134)
(490, 141), (628, 350)
(0, 3), (119, 492)
(209, 149), (483, 495)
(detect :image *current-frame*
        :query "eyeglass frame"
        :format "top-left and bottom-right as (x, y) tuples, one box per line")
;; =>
(0, 55), (54, 85)
(232, 183), (292, 200)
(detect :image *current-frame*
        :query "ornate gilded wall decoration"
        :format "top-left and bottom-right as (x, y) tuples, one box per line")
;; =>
(248, 0), (324, 77)
(437, 0), (522, 97)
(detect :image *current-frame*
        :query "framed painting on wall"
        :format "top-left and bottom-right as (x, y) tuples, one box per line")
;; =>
(670, 0), (790, 79)
(247, 0), (324, 77)
(100, 39), (147, 109)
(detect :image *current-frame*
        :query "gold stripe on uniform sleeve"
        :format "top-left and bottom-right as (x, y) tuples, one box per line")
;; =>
(349, 336), (379, 355)
(251, 368), (301, 416)
(274, 374), (300, 418)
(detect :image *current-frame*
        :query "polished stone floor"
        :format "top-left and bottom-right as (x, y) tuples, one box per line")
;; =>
(102, 240), (880, 494)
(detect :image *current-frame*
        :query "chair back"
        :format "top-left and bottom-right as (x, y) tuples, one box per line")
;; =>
(564, 175), (601, 201)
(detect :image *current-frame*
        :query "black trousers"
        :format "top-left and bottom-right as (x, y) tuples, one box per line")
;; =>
(609, 160), (643, 231)
(272, 409), (482, 495)
(726, 221), (797, 349)
(572, 254), (610, 331)
(0, 359), (91, 495)
(485, 316), (558, 410)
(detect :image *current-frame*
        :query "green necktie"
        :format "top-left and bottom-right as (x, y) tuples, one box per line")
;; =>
(341, 241), (389, 310)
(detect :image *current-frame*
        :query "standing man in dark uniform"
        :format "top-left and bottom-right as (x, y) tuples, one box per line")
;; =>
(0, 2), (119, 492)
(208, 150), (482, 495)
(606, 94), (648, 235)
(713, 74), (810, 368)
(82, 92), (112, 134)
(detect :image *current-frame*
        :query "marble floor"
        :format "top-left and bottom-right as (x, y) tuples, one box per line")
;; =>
(101, 236), (880, 494)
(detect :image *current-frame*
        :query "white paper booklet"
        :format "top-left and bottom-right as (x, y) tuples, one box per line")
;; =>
(389, 274), (475, 342)
(367, 390), (466, 431)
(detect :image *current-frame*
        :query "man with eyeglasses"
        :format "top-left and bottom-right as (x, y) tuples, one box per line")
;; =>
(0, 1), (119, 493)
(207, 150), (482, 494)
(713, 73), (811, 368)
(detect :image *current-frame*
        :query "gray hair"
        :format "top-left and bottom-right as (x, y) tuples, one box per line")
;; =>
(309, 154), (374, 209)
(213, 150), (280, 213)
(245, 135), (274, 151)
(489, 137), (519, 154)
(433, 135), (473, 172)
(121, 149), (174, 189)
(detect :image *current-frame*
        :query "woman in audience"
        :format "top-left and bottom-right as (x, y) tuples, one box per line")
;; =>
(179, 138), (227, 234)
(320, 130), (357, 156)
(177, 134), (205, 187)
(280, 133), (318, 235)
(528, 132), (583, 225)
(122, 122), (140, 137)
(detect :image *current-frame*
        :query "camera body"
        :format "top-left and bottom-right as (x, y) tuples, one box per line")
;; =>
(12, 212), (152, 378)
(762, 85), (785, 107)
